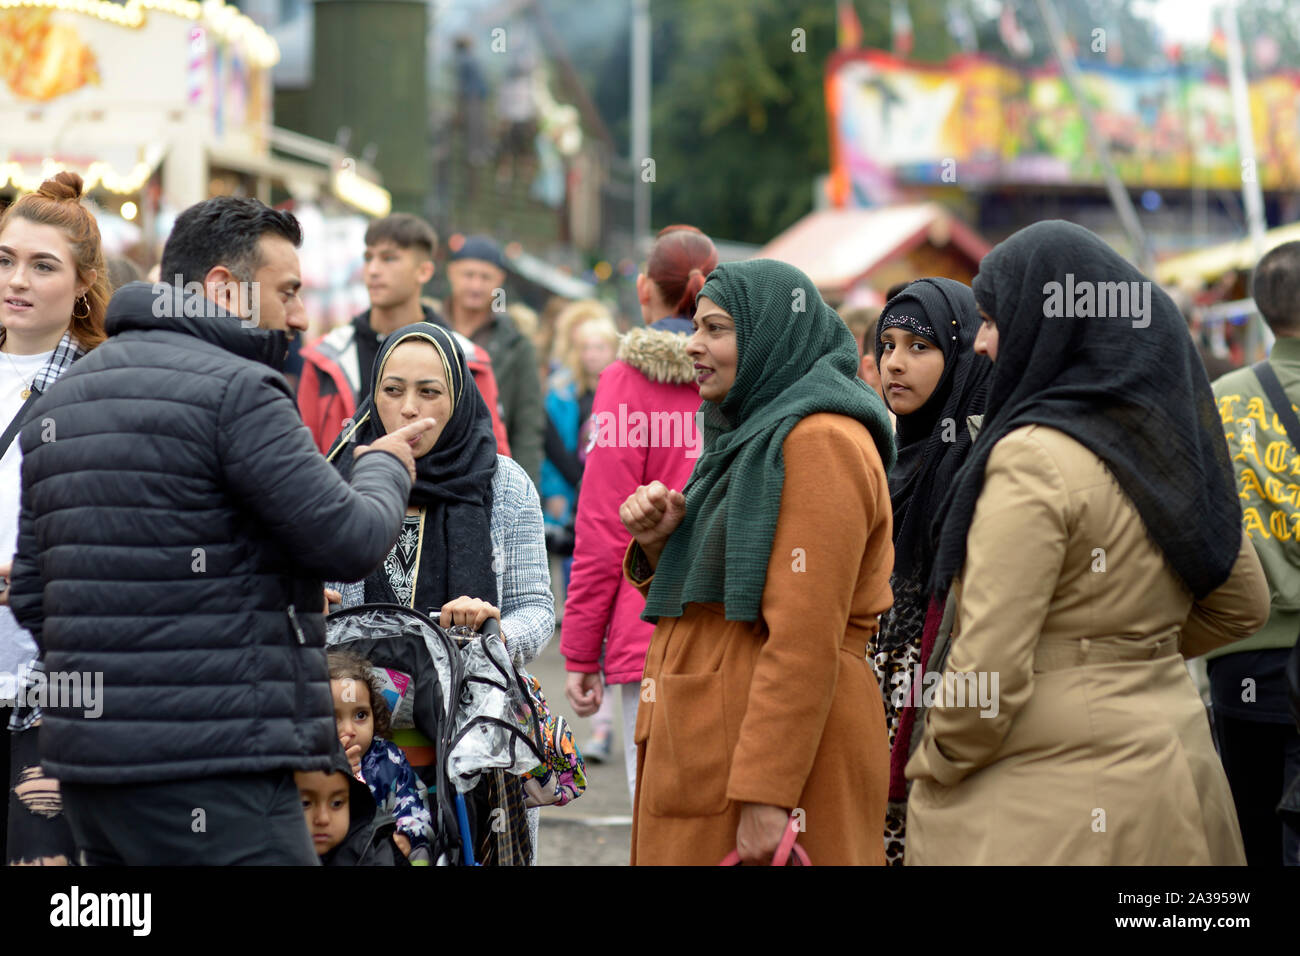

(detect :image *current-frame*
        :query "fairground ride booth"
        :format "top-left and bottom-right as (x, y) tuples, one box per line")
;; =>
(758, 202), (991, 311)
(1154, 221), (1300, 370)
(0, 0), (390, 304)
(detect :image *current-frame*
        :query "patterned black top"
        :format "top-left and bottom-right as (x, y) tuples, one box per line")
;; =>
(384, 514), (422, 607)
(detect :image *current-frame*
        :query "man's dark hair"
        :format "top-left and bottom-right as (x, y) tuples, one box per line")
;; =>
(364, 213), (437, 259)
(884, 280), (912, 302)
(159, 197), (302, 288)
(1252, 241), (1300, 335)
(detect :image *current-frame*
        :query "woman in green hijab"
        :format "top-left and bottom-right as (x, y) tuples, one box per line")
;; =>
(619, 259), (897, 865)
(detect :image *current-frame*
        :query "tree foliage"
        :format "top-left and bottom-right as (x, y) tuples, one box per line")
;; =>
(545, 0), (1297, 245)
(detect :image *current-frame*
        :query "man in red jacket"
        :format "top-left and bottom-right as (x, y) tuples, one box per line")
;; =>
(297, 214), (510, 455)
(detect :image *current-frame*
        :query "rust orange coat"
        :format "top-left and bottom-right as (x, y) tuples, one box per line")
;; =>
(623, 413), (894, 865)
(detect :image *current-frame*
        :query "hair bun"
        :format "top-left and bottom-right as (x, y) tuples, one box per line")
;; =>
(36, 171), (84, 202)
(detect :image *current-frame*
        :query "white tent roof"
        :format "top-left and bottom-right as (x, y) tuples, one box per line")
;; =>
(757, 202), (990, 293)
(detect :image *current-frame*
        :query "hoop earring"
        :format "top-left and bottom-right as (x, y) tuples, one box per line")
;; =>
(72, 295), (90, 320)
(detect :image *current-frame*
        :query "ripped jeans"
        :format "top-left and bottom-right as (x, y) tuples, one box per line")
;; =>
(7, 723), (74, 865)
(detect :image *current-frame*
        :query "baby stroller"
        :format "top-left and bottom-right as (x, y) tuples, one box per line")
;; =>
(325, 603), (549, 865)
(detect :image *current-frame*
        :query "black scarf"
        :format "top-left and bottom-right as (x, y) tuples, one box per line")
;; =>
(877, 278), (992, 578)
(327, 322), (499, 613)
(929, 220), (1240, 600)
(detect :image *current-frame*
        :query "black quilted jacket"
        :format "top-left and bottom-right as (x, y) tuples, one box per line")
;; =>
(9, 282), (411, 784)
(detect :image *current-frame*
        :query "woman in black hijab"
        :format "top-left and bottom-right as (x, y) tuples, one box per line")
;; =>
(326, 322), (552, 649)
(326, 322), (554, 864)
(903, 221), (1269, 864)
(870, 277), (991, 866)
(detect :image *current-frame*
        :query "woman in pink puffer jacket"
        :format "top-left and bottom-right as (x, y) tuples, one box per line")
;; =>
(561, 225), (715, 798)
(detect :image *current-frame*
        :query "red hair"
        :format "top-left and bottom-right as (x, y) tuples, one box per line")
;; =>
(646, 224), (718, 319)
(0, 171), (108, 350)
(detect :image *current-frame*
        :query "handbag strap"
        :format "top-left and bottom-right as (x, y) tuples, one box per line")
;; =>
(718, 814), (812, 866)
(770, 814), (809, 865)
(0, 388), (40, 461)
(1258, 361), (1300, 721)
(1252, 360), (1300, 450)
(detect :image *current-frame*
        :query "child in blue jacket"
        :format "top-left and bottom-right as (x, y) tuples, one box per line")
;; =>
(328, 649), (435, 864)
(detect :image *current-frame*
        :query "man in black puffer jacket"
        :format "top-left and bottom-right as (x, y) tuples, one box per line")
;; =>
(7, 198), (436, 865)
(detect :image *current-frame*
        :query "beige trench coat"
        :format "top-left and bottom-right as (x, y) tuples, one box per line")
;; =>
(906, 425), (1269, 865)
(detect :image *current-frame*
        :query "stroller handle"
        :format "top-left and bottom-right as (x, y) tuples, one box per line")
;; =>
(480, 617), (501, 639)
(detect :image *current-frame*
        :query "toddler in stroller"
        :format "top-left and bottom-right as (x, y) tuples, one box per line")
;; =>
(327, 649), (436, 863)
(325, 602), (583, 865)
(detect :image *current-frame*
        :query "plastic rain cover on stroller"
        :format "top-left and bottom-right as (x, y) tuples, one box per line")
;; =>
(325, 603), (545, 865)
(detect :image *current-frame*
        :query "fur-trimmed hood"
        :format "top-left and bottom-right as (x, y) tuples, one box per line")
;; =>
(617, 327), (696, 385)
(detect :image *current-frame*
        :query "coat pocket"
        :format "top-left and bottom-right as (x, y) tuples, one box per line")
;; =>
(645, 672), (730, 817)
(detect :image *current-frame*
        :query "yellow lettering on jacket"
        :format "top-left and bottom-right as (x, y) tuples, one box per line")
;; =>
(1243, 507), (1271, 539)
(1246, 397), (1272, 432)
(1223, 391), (1300, 539)
(1266, 441), (1291, 473)
(1218, 394), (1242, 424)
(1240, 468), (1266, 499)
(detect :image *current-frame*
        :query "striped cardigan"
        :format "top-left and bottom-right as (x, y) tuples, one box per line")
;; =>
(333, 454), (555, 668)
(332, 454), (554, 863)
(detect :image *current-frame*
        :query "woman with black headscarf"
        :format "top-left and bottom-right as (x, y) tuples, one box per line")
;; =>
(617, 259), (897, 865)
(325, 322), (553, 862)
(870, 278), (991, 866)
(904, 221), (1269, 865)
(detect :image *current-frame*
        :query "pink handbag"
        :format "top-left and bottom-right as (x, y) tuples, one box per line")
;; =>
(718, 814), (811, 866)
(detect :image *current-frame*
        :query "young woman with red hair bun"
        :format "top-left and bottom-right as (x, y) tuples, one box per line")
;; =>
(0, 171), (108, 865)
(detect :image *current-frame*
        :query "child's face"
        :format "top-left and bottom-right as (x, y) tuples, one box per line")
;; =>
(331, 677), (375, 758)
(295, 770), (350, 855)
(879, 328), (946, 416)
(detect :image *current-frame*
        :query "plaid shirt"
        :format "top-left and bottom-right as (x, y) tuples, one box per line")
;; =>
(29, 330), (87, 394)
(6, 330), (88, 731)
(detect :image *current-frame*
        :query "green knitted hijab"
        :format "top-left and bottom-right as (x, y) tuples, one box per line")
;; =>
(641, 259), (897, 623)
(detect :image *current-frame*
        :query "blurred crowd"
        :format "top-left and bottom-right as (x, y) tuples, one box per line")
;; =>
(1, 171), (1297, 870)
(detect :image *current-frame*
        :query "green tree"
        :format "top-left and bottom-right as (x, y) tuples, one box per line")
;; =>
(644, 0), (999, 242)
(549, 0), (1177, 244)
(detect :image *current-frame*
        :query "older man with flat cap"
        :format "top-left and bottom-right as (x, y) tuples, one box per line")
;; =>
(444, 236), (544, 485)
